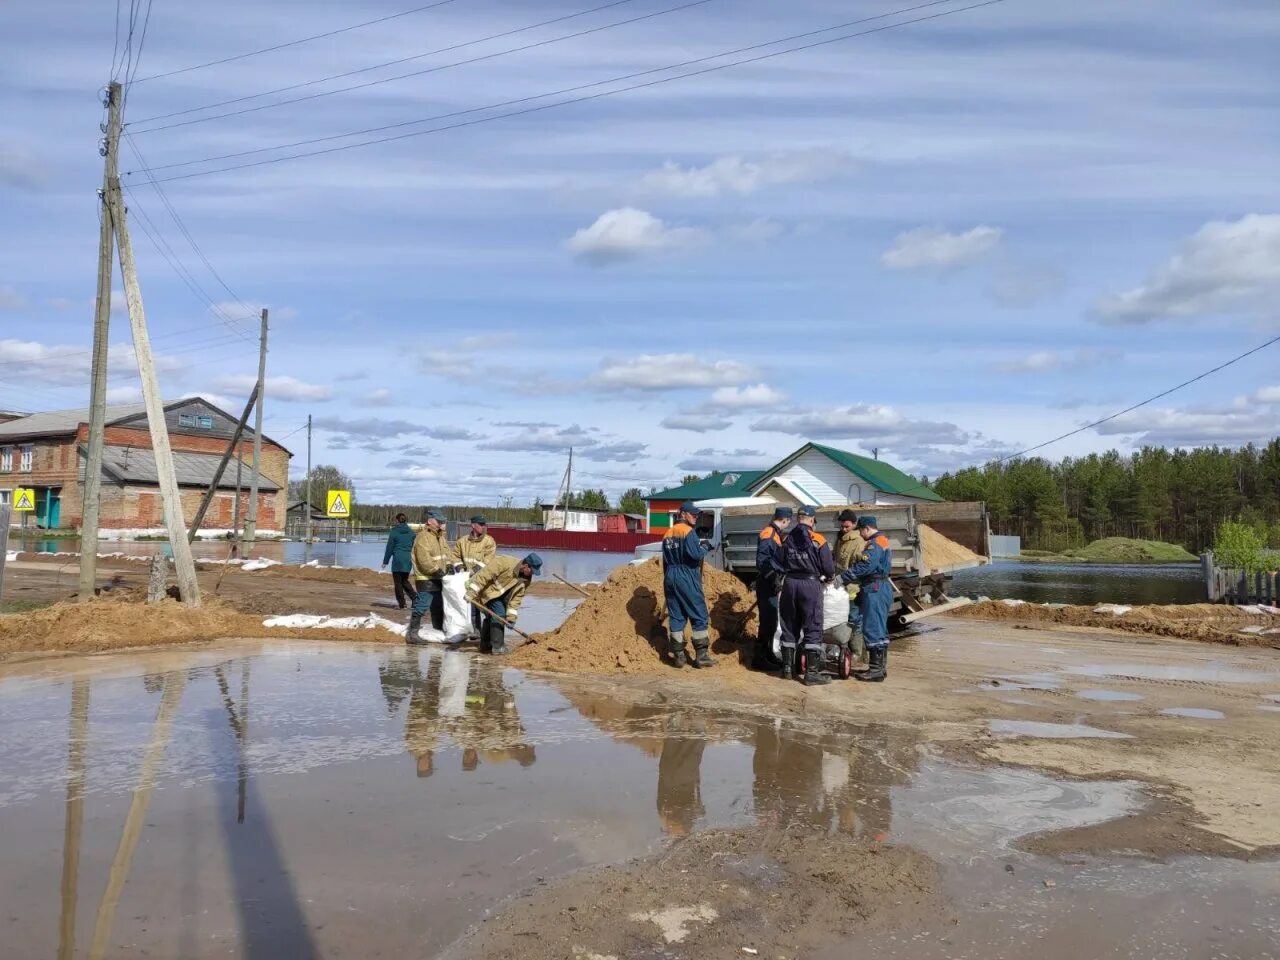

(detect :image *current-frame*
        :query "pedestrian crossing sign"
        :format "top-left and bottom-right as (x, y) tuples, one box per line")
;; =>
(11, 488), (35, 512)
(326, 489), (351, 518)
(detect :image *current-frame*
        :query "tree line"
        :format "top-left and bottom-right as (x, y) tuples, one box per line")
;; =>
(932, 441), (1280, 553)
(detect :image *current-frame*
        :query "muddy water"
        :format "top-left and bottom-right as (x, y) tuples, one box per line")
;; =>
(2, 644), (1276, 959)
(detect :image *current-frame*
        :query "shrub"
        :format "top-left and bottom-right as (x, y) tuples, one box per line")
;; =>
(1213, 521), (1266, 572)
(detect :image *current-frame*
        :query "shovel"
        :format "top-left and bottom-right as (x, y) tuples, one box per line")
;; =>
(552, 573), (591, 598)
(468, 597), (536, 644)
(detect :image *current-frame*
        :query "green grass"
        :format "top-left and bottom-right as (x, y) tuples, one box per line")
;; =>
(1060, 537), (1198, 564)
(0, 598), (55, 614)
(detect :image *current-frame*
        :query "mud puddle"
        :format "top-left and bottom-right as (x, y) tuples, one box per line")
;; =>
(988, 719), (1133, 739)
(1066, 662), (1278, 683)
(2, 642), (1277, 959)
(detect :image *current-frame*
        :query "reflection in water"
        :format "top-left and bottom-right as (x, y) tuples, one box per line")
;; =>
(57, 679), (88, 960)
(383, 648), (537, 778)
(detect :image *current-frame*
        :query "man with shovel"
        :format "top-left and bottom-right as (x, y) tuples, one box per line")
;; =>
(467, 553), (542, 655)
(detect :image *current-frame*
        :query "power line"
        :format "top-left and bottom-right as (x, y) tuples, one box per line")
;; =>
(129, 0), (706, 133)
(131, 0), (999, 183)
(128, 0), (465, 84)
(125, 0), (155, 87)
(110, 0), (124, 79)
(130, 0), (643, 126)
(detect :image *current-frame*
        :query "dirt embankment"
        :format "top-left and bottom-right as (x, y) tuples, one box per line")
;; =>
(511, 558), (758, 675)
(953, 600), (1280, 647)
(461, 827), (942, 960)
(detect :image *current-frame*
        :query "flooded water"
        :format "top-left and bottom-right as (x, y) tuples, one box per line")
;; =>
(951, 560), (1204, 605)
(2, 643), (1277, 959)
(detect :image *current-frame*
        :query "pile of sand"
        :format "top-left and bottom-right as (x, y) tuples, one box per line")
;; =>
(918, 523), (983, 573)
(511, 558), (758, 675)
(953, 601), (1280, 647)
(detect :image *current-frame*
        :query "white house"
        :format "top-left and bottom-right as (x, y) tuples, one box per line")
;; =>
(746, 443), (942, 507)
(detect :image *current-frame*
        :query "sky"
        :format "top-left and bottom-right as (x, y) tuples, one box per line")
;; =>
(2, 0), (1278, 506)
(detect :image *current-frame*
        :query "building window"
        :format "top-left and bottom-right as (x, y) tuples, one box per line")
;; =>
(19, 445), (33, 472)
(0, 447), (10, 472)
(178, 414), (214, 430)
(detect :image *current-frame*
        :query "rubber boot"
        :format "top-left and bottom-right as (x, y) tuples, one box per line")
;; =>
(406, 613), (425, 646)
(804, 648), (832, 686)
(691, 631), (715, 669)
(780, 647), (795, 680)
(489, 622), (508, 656)
(856, 646), (887, 682)
(665, 629), (687, 668)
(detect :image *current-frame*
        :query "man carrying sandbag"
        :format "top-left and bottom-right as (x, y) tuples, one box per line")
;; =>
(407, 508), (452, 645)
(467, 553), (541, 655)
(779, 505), (835, 686)
(455, 514), (497, 637)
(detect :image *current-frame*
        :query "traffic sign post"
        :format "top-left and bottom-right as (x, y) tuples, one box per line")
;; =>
(325, 490), (351, 518)
(12, 489), (36, 513)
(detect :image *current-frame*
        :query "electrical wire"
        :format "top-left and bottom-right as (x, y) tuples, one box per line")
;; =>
(128, 0), (465, 84)
(130, 0), (1000, 183)
(128, 0), (703, 132)
(110, 0), (124, 79)
(125, 0), (155, 87)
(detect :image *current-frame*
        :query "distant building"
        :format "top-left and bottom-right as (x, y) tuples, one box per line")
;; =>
(643, 443), (942, 532)
(540, 502), (606, 533)
(0, 397), (290, 532)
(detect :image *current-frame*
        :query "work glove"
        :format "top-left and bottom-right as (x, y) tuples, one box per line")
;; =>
(506, 611), (518, 622)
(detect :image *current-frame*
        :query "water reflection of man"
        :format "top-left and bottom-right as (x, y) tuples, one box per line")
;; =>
(751, 720), (827, 828)
(378, 647), (418, 716)
(403, 654), (443, 777)
(657, 723), (706, 837)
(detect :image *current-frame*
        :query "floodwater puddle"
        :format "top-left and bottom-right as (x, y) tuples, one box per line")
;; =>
(1159, 707), (1226, 720)
(0, 641), (1268, 960)
(1076, 688), (1145, 702)
(1066, 663), (1276, 683)
(988, 720), (1133, 739)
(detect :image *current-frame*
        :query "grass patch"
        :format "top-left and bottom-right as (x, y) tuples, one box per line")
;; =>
(1, 598), (57, 615)
(1063, 537), (1198, 564)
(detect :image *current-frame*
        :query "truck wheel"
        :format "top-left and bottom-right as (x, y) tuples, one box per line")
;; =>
(889, 613), (908, 633)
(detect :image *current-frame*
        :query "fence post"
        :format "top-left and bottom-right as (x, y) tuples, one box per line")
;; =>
(1201, 551), (1215, 601)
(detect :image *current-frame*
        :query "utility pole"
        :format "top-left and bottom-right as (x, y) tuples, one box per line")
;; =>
(243, 308), (268, 547)
(304, 413), (312, 544)
(105, 179), (202, 605)
(79, 81), (123, 600)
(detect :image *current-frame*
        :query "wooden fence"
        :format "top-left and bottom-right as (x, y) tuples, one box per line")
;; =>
(1201, 551), (1280, 605)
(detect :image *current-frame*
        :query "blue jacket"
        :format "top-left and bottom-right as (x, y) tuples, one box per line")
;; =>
(383, 522), (416, 573)
(781, 524), (834, 580)
(756, 523), (785, 587)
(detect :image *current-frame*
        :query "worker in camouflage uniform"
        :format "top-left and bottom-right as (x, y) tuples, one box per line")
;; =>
(662, 501), (714, 668)
(839, 516), (894, 682)
(407, 508), (451, 645)
(454, 514), (497, 636)
(833, 508), (867, 663)
(779, 505), (835, 685)
(467, 552), (541, 655)
(752, 506), (793, 670)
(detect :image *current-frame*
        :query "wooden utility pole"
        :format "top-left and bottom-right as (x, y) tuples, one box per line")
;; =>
(304, 413), (313, 544)
(105, 180), (202, 606)
(243, 308), (268, 547)
(79, 81), (123, 600)
(187, 383), (258, 541)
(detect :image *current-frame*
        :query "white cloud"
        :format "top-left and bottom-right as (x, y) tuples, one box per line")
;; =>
(1093, 405), (1278, 446)
(1252, 385), (1280, 404)
(591, 354), (756, 391)
(1096, 214), (1280, 325)
(0, 285), (24, 310)
(637, 148), (856, 197)
(675, 447), (771, 472)
(660, 412), (733, 433)
(215, 374), (334, 402)
(0, 338), (184, 386)
(478, 424), (594, 453)
(354, 388), (393, 407)
(751, 404), (967, 445)
(577, 441), (647, 463)
(994, 349), (1116, 374)
(567, 208), (708, 265)
(105, 385), (142, 403)
(0, 144), (47, 191)
(707, 383), (785, 409)
(314, 415), (480, 441)
(881, 225), (1003, 271)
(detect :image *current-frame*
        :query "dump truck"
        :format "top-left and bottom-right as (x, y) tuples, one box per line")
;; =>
(638, 497), (989, 627)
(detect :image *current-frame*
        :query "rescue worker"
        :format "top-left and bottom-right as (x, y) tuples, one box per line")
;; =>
(381, 512), (418, 609)
(661, 501), (713, 668)
(833, 508), (867, 662)
(778, 505), (835, 685)
(406, 508), (451, 645)
(839, 516), (893, 682)
(467, 552), (541, 655)
(752, 506), (793, 670)
(454, 514), (497, 636)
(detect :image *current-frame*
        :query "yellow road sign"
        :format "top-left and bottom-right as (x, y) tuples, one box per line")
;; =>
(11, 488), (36, 512)
(326, 489), (351, 518)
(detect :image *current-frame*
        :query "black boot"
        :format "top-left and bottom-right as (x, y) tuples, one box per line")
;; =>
(405, 614), (425, 646)
(856, 646), (887, 682)
(804, 648), (832, 686)
(691, 631), (715, 668)
(489, 622), (508, 656)
(780, 647), (795, 680)
(664, 629), (687, 667)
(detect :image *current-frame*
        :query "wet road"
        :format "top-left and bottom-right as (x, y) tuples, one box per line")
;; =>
(2, 642), (1277, 959)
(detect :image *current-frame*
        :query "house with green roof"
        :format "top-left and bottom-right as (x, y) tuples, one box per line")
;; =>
(644, 470), (763, 533)
(746, 443), (942, 506)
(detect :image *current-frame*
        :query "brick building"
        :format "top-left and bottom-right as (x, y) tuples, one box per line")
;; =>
(0, 398), (291, 533)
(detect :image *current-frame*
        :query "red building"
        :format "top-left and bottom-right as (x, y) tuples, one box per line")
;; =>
(0, 397), (291, 533)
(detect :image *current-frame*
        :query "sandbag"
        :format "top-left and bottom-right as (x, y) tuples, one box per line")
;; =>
(440, 570), (473, 641)
(822, 583), (850, 631)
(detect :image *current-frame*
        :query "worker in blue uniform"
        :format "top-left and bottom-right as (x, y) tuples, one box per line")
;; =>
(662, 501), (714, 668)
(752, 506), (793, 670)
(779, 505), (835, 685)
(840, 515), (894, 682)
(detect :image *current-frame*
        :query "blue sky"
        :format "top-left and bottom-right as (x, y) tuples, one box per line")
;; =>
(2, 0), (1278, 504)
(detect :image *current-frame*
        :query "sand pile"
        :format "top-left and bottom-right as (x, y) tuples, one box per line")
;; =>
(918, 523), (983, 573)
(511, 558), (758, 675)
(953, 601), (1280, 647)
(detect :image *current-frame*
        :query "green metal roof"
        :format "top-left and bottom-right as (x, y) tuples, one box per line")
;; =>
(806, 443), (944, 501)
(645, 470), (765, 502)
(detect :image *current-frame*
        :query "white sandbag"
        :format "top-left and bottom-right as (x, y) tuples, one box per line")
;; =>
(440, 570), (473, 641)
(822, 583), (850, 632)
